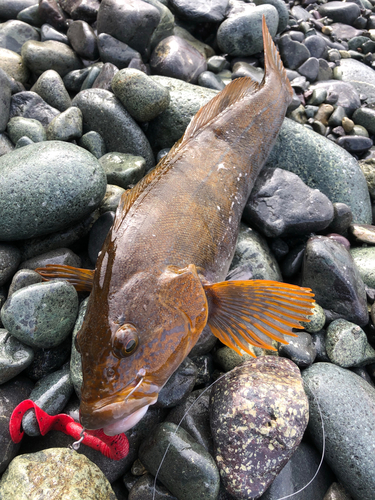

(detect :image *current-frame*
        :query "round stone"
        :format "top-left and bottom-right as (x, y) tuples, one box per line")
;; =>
(46, 106), (83, 141)
(0, 329), (34, 385)
(0, 47), (29, 82)
(30, 69), (71, 112)
(0, 19), (40, 54)
(99, 152), (146, 189)
(0, 243), (21, 286)
(7, 116), (46, 143)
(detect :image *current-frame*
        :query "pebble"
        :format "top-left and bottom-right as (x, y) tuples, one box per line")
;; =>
(323, 482), (353, 500)
(0, 243), (21, 285)
(19, 247), (81, 271)
(350, 246), (375, 288)
(67, 20), (99, 61)
(349, 223), (375, 244)
(92, 62), (118, 91)
(279, 332), (317, 367)
(298, 57), (319, 81)
(244, 167), (334, 238)
(0, 0), (40, 20)
(25, 337), (71, 381)
(210, 357), (308, 499)
(100, 184), (125, 214)
(309, 80), (361, 117)
(72, 88), (155, 170)
(197, 71), (225, 91)
(326, 319), (375, 368)
(46, 106), (83, 141)
(0, 47), (29, 82)
(336, 135), (373, 154)
(9, 91), (60, 126)
(31, 69), (71, 112)
(59, 0), (100, 23)
(0, 448), (117, 500)
(0, 329), (34, 384)
(279, 35), (310, 70)
(1, 280), (78, 349)
(353, 107), (375, 135)
(40, 23), (69, 44)
(112, 68), (170, 122)
(302, 236), (368, 326)
(303, 363), (375, 500)
(300, 302), (326, 333)
(78, 130), (106, 158)
(7, 116), (46, 143)
(0, 141), (106, 240)
(0, 19), (39, 54)
(156, 357), (198, 408)
(8, 269), (42, 297)
(0, 69), (11, 133)
(97, 33), (141, 70)
(99, 152), (146, 190)
(170, 0), (228, 23)
(38, 0), (68, 32)
(70, 297), (87, 397)
(88, 211), (115, 264)
(340, 58), (375, 108)
(139, 422), (220, 500)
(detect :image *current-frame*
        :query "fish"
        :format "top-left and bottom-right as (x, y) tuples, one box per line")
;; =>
(36, 17), (315, 436)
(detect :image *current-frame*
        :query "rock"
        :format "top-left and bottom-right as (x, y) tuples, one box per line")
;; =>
(303, 35), (328, 59)
(0, 47), (29, 82)
(266, 118), (371, 224)
(97, 33), (142, 70)
(279, 35), (310, 70)
(210, 357), (308, 499)
(254, 0), (288, 33)
(59, 0), (100, 24)
(40, 23), (69, 44)
(38, 0), (68, 32)
(298, 57), (319, 82)
(350, 246), (375, 288)
(0, 141), (106, 240)
(326, 202), (353, 234)
(16, 4), (43, 26)
(72, 88), (155, 170)
(309, 81), (361, 117)
(0, 330), (34, 384)
(0, 19), (39, 54)
(300, 302), (326, 333)
(8, 269), (42, 297)
(7, 116), (46, 143)
(0, 448), (117, 499)
(1, 281), (78, 350)
(323, 482), (353, 500)
(336, 136), (373, 155)
(349, 224), (375, 244)
(0, 0), (39, 20)
(156, 357), (198, 409)
(279, 332), (317, 368)
(353, 107), (375, 135)
(173, 25), (214, 59)
(217, 4), (279, 57)
(318, 1), (361, 25)
(88, 211), (115, 264)
(169, 0), (228, 23)
(128, 474), (177, 500)
(19, 247), (81, 270)
(67, 20), (98, 61)
(230, 224), (282, 281)
(139, 421), (220, 500)
(302, 236), (368, 326)
(340, 58), (375, 108)
(21, 40), (82, 77)
(0, 243), (21, 285)
(70, 297), (87, 397)
(92, 62), (118, 91)
(9, 91), (60, 126)
(150, 35), (207, 84)
(0, 68), (11, 132)
(99, 152), (146, 189)
(100, 184), (125, 214)
(326, 319), (375, 368)
(78, 130), (106, 159)
(198, 71), (225, 91)
(244, 167), (334, 238)
(112, 68), (170, 122)
(46, 106), (83, 141)
(303, 363), (375, 500)
(25, 337), (71, 381)
(31, 69), (71, 112)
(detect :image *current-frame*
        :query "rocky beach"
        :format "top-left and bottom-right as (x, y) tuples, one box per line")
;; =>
(0, 0), (375, 499)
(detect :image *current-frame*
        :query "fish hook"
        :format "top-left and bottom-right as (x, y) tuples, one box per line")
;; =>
(71, 428), (86, 451)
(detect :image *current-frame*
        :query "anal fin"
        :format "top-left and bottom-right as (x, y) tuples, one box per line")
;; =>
(35, 265), (95, 292)
(203, 280), (315, 356)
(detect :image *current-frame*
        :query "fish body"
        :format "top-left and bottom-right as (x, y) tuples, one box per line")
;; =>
(37, 18), (314, 436)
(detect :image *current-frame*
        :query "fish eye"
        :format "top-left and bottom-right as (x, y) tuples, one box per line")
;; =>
(112, 323), (139, 358)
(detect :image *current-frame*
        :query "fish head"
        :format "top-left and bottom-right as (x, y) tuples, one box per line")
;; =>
(76, 263), (208, 435)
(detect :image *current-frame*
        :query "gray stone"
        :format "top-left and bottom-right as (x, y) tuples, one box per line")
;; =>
(92, 62), (118, 91)
(72, 88), (154, 170)
(70, 297), (87, 397)
(0, 0), (39, 20)
(88, 211), (114, 264)
(17, 4), (43, 26)
(169, 0), (228, 23)
(15, 136), (34, 148)
(309, 80), (360, 116)
(9, 91), (60, 126)
(266, 118), (371, 224)
(31, 69), (71, 112)
(0, 330), (34, 384)
(302, 236), (368, 326)
(353, 107), (375, 135)
(326, 319), (375, 368)
(298, 57), (319, 81)
(21, 39), (82, 77)
(78, 130), (106, 159)
(0, 47), (29, 83)
(80, 63), (102, 91)
(210, 357), (308, 499)
(112, 68), (170, 122)
(8, 269), (42, 297)
(279, 332), (317, 368)
(0, 133), (14, 156)
(336, 135), (373, 154)
(67, 20), (98, 61)
(197, 71), (225, 91)
(63, 67), (90, 93)
(340, 58), (375, 108)
(156, 357), (197, 408)
(0, 244), (21, 286)
(279, 35), (311, 70)
(0, 141), (106, 240)
(127, 473), (177, 500)
(25, 337), (71, 382)
(217, 4), (279, 57)
(19, 247), (81, 270)
(7, 116), (46, 143)
(322, 483), (353, 500)
(350, 246), (375, 288)
(38, 0), (68, 32)
(300, 302), (326, 333)
(173, 25), (214, 59)
(0, 448), (117, 499)
(97, 33), (142, 70)
(59, 0), (100, 24)
(303, 35), (328, 59)
(46, 106), (83, 141)
(1, 281), (79, 349)
(40, 23), (69, 44)
(303, 362), (375, 500)
(0, 19), (39, 54)
(139, 422), (220, 500)
(254, 0), (288, 33)
(0, 68), (11, 133)
(99, 152), (146, 189)
(100, 184), (125, 214)
(318, 1), (361, 25)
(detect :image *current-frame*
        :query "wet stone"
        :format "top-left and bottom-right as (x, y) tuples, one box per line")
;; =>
(0, 244), (21, 286)
(0, 0), (39, 20)
(339, 58), (375, 108)
(336, 136), (373, 154)
(97, 33), (142, 70)
(17, 4), (43, 27)
(280, 242), (305, 278)
(112, 68), (170, 123)
(38, 0), (68, 32)
(323, 483), (353, 500)
(40, 23), (69, 44)
(99, 152), (146, 189)
(244, 167), (334, 238)
(309, 81), (360, 117)
(0, 47), (29, 83)
(300, 302), (326, 333)
(350, 124), (369, 138)
(46, 106), (83, 141)
(92, 62), (118, 91)
(21, 365), (73, 436)
(59, 0), (100, 24)
(7, 116), (46, 143)
(303, 363), (375, 500)
(318, 1), (361, 25)
(326, 319), (375, 368)
(78, 130), (106, 159)
(88, 211), (115, 264)
(210, 357), (309, 499)
(303, 35), (327, 60)
(31, 69), (71, 112)
(326, 202), (353, 235)
(279, 332), (316, 368)
(20, 247), (81, 271)
(9, 91), (60, 126)
(0, 69), (11, 133)
(349, 224), (375, 244)
(307, 88), (327, 106)
(67, 20), (98, 61)
(298, 57), (319, 81)
(80, 64), (102, 91)
(156, 357), (198, 408)
(25, 336), (71, 381)
(311, 330), (330, 362)
(302, 236), (368, 326)
(63, 67), (90, 93)
(128, 474), (177, 500)
(1, 281), (79, 349)
(100, 184), (125, 214)
(0, 448), (117, 499)
(70, 297), (87, 397)
(169, 0), (228, 23)
(139, 422), (220, 500)
(0, 329), (34, 384)
(207, 55), (228, 74)
(8, 269), (42, 297)
(353, 107), (375, 135)
(198, 71), (225, 91)
(0, 19), (40, 54)
(279, 35), (310, 70)
(350, 246), (375, 288)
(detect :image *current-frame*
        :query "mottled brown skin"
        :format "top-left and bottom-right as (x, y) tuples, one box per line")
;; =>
(76, 20), (294, 433)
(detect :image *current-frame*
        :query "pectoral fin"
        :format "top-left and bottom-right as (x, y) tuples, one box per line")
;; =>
(35, 265), (95, 292)
(203, 280), (315, 356)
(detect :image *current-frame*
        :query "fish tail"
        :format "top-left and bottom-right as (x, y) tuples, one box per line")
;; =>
(261, 15), (293, 100)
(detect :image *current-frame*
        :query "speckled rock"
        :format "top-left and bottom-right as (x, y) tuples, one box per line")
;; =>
(70, 297), (87, 397)
(303, 363), (375, 500)
(0, 69), (11, 132)
(0, 19), (39, 54)
(78, 130), (106, 159)
(0, 243), (21, 286)
(279, 332), (316, 368)
(46, 106), (83, 141)
(19, 248), (81, 271)
(8, 269), (42, 297)
(0, 448), (117, 499)
(7, 116), (46, 143)
(350, 246), (375, 288)
(72, 88), (155, 170)
(31, 69), (71, 112)
(0, 47), (29, 82)
(9, 91), (60, 126)
(300, 302), (326, 333)
(326, 319), (375, 368)
(318, 1), (360, 25)
(309, 81), (360, 117)
(210, 357), (309, 499)
(156, 357), (197, 408)
(0, 141), (106, 240)
(339, 59), (375, 108)
(0, 329), (34, 384)
(1, 281), (79, 349)
(139, 422), (220, 500)
(97, 33), (142, 70)
(100, 184), (125, 214)
(266, 118), (371, 224)
(111, 68), (170, 122)
(99, 152), (146, 189)
(323, 483), (353, 500)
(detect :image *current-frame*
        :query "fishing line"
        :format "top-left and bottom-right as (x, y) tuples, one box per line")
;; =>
(151, 367), (325, 500)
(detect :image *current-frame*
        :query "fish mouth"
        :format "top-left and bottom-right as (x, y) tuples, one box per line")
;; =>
(79, 376), (159, 435)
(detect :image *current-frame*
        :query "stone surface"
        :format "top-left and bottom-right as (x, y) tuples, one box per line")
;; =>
(97, 33), (142, 70)
(99, 152), (146, 189)
(0, 329), (34, 384)
(0, 68), (11, 132)
(279, 332), (316, 368)
(31, 69), (71, 112)
(156, 357), (197, 408)
(300, 303), (326, 333)
(350, 246), (375, 288)
(0, 243), (21, 286)
(340, 58), (375, 108)
(88, 211), (115, 264)
(309, 80), (360, 117)
(0, 47), (29, 82)
(7, 116), (46, 143)
(303, 363), (375, 500)
(169, 0), (228, 23)
(0, 141), (106, 240)
(9, 91), (60, 126)
(67, 20), (98, 61)
(210, 357), (308, 499)
(46, 106), (83, 141)
(0, 19), (39, 54)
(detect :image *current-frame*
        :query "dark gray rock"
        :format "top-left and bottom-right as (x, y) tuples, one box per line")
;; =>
(0, 47), (29, 83)
(318, 1), (361, 25)
(0, 68), (11, 133)
(46, 106), (83, 141)
(279, 35), (310, 70)
(9, 91), (60, 126)
(198, 71), (225, 91)
(303, 363), (375, 500)
(279, 242), (305, 278)
(353, 107), (375, 135)
(311, 330), (329, 362)
(38, 0), (68, 32)
(67, 20), (98, 61)
(8, 269), (42, 297)
(0, 19), (39, 54)
(0, 141), (106, 240)
(63, 66), (90, 93)
(244, 167), (334, 238)
(92, 62), (118, 91)
(128, 474), (177, 500)
(337, 135), (373, 154)
(0, 330), (34, 384)
(169, 0), (228, 22)
(298, 57), (319, 81)
(339, 58), (375, 108)
(25, 337), (71, 381)
(0, 0), (38, 19)
(7, 116), (46, 143)
(17, 4), (43, 27)
(350, 246), (375, 288)
(303, 35), (328, 59)
(279, 332), (317, 368)
(59, 0), (100, 24)
(72, 88), (155, 170)
(31, 69), (71, 112)
(78, 130), (106, 158)
(156, 357), (198, 408)
(254, 0), (288, 33)
(301, 236), (368, 326)
(97, 33), (142, 70)
(99, 152), (146, 189)
(88, 211), (115, 264)
(0, 244), (21, 286)
(139, 422), (220, 500)
(20, 248), (81, 270)
(210, 357), (308, 499)
(309, 80), (361, 117)
(40, 23), (69, 44)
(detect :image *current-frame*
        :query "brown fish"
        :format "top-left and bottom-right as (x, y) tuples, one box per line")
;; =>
(37, 18), (314, 436)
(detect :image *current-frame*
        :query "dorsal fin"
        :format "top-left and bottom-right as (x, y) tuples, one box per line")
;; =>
(262, 15), (293, 98)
